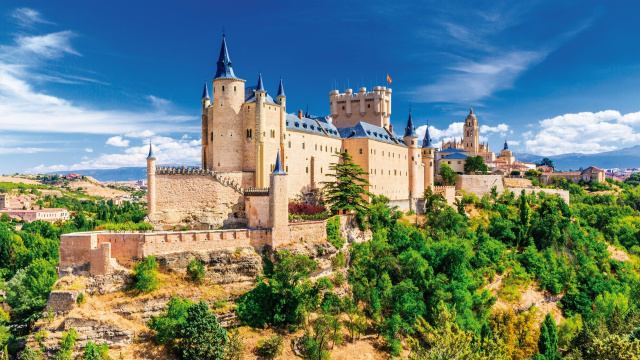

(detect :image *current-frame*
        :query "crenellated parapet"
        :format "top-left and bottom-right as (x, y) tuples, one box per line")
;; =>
(244, 187), (269, 197)
(155, 166), (244, 194)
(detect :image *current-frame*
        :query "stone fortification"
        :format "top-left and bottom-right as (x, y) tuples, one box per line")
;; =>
(509, 187), (571, 204)
(455, 175), (505, 197)
(433, 186), (456, 206)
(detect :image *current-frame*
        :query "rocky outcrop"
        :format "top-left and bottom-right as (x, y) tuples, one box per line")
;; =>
(154, 246), (263, 284)
(45, 291), (79, 314)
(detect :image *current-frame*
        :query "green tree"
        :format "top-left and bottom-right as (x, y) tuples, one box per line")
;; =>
(84, 342), (111, 360)
(148, 297), (194, 348)
(540, 158), (554, 168)
(322, 152), (370, 214)
(256, 335), (283, 360)
(132, 256), (160, 292)
(55, 329), (79, 360)
(223, 329), (246, 360)
(187, 260), (205, 285)
(538, 314), (560, 360)
(7, 259), (57, 319)
(464, 156), (488, 175)
(176, 301), (227, 360)
(18, 346), (41, 360)
(440, 163), (458, 186)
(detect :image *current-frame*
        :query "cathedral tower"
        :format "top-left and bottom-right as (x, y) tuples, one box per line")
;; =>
(207, 35), (246, 171)
(403, 111), (422, 199)
(463, 108), (479, 156)
(422, 124), (436, 190)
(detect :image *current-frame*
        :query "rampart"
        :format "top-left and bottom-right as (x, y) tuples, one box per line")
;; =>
(60, 221), (327, 276)
(509, 187), (571, 204)
(433, 186), (456, 206)
(455, 175), (505, 197)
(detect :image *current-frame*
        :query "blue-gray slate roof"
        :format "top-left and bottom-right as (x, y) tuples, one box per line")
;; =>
(214, 36), (237, 80)
(147, 143), (155, 160)
(422, 125), (433, 148)
(503, 140), (508, 150)
(202, 82), (210, 99)
(338, 122), (405, 146)
(256, 73), (265, 92)
(441, 153), (468, 160)
(404, 112), (417, 138)
(272, 151), (286, 175)
(245, 86), (277, 105)
(277, 78), (285, 97)
(439, 147), (467, 154)
(286, 114), (342, 138)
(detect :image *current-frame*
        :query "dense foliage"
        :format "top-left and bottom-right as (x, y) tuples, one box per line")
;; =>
(321, 152), (370, 214)
(132, 256), (160, 292)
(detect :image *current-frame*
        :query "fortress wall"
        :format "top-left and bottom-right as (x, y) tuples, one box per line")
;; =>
(287, 221), (328, 244)
(60, 233), (97, 268)
(138, 229), (268, 257)
(455, 175), (505, 198)
(214, 171), (255, 190)
(388, 199), (411, 211)
(433, 186), (456, 206)
(509, 187), (570, 204)
(245, 195), (270, 228)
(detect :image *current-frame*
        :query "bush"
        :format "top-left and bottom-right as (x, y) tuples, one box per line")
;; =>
(256, 335), (283, 359)
(84, 342), (111, 360)
(288, 202), (326, 216)
(18, 346), (41, 360)
(331, 271), (346, 287)
(187, 260), (205, 285)
(224, 329), (246, 360)
(331, 251), (346, 268)
(132, 256), (160, 292)
(525, 169), (542, 176)
(326, 216), (344, 249)
(510, 171), (521, 176)
(76, 293), (86, 305)
(55, 329), (78, 360)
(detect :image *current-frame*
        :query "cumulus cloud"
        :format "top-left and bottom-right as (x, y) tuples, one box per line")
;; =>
(84, 148), (93, 153)
(525, 110), (640, 155)
(480, 123), (509, 135)
(28, 136), (201, 172)
(0, 147), (47, 155)
(125, 130), (156, 138)
(106, 136), (130, 147)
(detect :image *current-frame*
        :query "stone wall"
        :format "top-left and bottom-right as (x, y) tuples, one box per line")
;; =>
(433, 186), (456, 206)
(152, 173), (246, 229)
(245, 192), (269, 228)
(456, 175), (505, 197)
(287, 221), (328, 244)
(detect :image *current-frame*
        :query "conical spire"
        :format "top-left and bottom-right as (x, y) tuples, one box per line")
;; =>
(272, 151), (286, 175)
(277, 77), (285, 97)
(404, 110), (417, 138)
(422, 123), (433, 148)
(256, 73), (265, 92)
(146, 142), (156, 160)
(503, 139), (509, 151)
(214, 35), (237, 79)
(305, 105), (310, 118)
(202, 81), (210, 99)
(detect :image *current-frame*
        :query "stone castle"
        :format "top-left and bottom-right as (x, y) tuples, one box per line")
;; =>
(144, 35), (516, 229)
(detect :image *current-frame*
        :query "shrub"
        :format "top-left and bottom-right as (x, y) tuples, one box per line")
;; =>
(331, 251), (346, 268)
(132, 256), (160, 292)
(326, 216), (344, 249)
(510, 171), (521, 176)
(76, 293), (86, 305)
(256, 335), (283, 359)
(288, 202), (326, 216)
(224, 329), (246, 360)
(331, 271), (346, 287)
(18, 346), (41, 360)
(84, 341), (111, 360)
(176, 301), (227, 360)
(630, 245), (640, 255)
(55, 329), (78, 360)
(187, 260), (205, 285)
(525, 169), (542, 176)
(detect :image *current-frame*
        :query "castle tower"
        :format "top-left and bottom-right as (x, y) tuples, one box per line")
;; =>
(207, 34), (246, 171)
(146, 143), (157, 216)
(201, 82), (210, 169)
(499, 139), (515, 165)
(422, 123), (436, 190)
(403, 111), (421, 200)
(255, 73), (267, 187)
(463, 108), (480, 156)
(329, 86), (392, 129)
(276, 77), (286, 167)
(0, 194), (6, 209)
(268, 152), (289, 247)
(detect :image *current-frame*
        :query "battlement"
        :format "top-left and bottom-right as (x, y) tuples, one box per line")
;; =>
(244, 187), (269, 197)
(330, 86), (392, 129)
(155, 166), (244, 194)
(432, 186), (456, 206)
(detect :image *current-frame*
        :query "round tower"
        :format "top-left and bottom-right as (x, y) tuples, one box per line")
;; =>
(422, 124), (436, 190)
(403, 111), (421, 200)
(277, 77), (286, 168)
(254, 73), (267, 187)
(201, 82), (210, 169)
(463, 108), (479, 156)
(208, 34), (246, 171)
(268, 152), (289, 247)
(146, 143), (157, 216)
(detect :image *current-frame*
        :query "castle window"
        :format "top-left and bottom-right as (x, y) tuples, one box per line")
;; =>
(288, 141), (291, 148)
(411, 140), (414, 145)
(320, 167), (323, 173)
(286, 166), (289, 172)
(246, 129), (253, 138)
(302, 143), (305, 149)
(367, 104), (370, 108)
(448, 161), (451, 164)
(411, 156), (414, 160)
(270, 164), (274, 171)
(306, 167), (309, 173)
(234, 86), (236, 91)
(382, 151), (384, 156)
(359, 148), (362, 154)
(222, 86), (225, 92)
(394, 170), (397, 175)
(211, 132), (213, 141)
(342, 106), (345, 110)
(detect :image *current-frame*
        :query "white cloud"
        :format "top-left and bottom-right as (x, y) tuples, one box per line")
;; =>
(84, 148), (93, 153)
(28, 136), (201, 172)
(125, 130), (155, 138)
(480, 123), (509, 135)
(0, 147), (46, 154)
(147, 95), (171, 107)
(11, 8), (53, 27)
(15, 31), (80, 58)
(416, 122), (463, 145)
(409, 51), (547, 104)
(106, 136), (130, 147)
(525, 110), (640, 155)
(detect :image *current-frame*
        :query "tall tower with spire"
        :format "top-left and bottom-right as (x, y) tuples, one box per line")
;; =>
(463, 108), (480, 156)
(201, 82), (210, 169)
(206, 34), (246, 171)
(403, 110), (422, 199)
(422, 123), (437, 190)
(146, 142), (157, 216)
(276, 77), (286, 168)
(254, 73), (267, 187)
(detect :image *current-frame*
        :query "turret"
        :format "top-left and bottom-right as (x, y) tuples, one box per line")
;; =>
(255, 73), (267, 187)
(277, 78), (287, 167)
(463, 108), (480, 156)
(146, 142), (157, 216)
(503, 139), (509, 151)
(201, 82), (210, 168)
(422, 123), (437, 190)
(268, 152), (289, 247)
(403, 110), (421, 200)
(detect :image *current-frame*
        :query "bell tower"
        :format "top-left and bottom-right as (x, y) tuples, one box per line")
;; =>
(463, 108), (479, 156)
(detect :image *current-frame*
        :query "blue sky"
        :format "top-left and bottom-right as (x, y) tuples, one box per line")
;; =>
(1, 0), (640, 174)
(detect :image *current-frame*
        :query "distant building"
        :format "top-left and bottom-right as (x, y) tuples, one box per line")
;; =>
(65, 173), (83, 180)
(539, 166), (605, 185)
(1, 208), (69, 223)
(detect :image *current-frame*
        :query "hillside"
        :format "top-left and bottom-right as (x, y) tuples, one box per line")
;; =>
(516, 145), (640, 170)
(47, 167), (148, 182)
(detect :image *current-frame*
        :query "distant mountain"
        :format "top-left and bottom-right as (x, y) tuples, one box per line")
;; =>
(515, 145), (640, 171)
(48, 167), (147, 182)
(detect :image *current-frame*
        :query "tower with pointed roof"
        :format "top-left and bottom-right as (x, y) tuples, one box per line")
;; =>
(254, 73), (268, 187)
(206, 34), (247, 171)
(421, 123), (437, 190)
(276, 77), (286, 168)
(146, 142), (157, 216)
(403, 111), (422, 199)
(268, 151), (289, 247)
(463, 108), (480, 156)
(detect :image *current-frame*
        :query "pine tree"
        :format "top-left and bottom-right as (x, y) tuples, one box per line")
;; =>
(322, 152), (370, 214)
(538, 314), (560, 360)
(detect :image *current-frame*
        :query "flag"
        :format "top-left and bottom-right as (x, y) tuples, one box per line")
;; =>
(387, 74), (392, 83)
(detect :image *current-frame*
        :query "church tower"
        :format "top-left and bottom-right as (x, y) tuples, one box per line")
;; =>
(403, 110), (421, 199)
(463, 108), (479, 156)
(207, 34), (246, 171)
(422, 123), (436, 190)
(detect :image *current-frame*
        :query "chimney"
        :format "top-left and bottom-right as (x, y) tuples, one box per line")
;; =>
(298, 110), (303, 119)
(389, 124), (393, 133)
